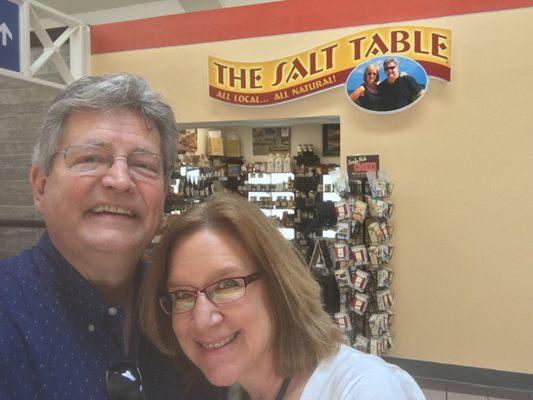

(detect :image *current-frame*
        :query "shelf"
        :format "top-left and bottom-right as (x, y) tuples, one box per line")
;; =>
(246, 192), (294, 197)
(257, 207), (295, 211)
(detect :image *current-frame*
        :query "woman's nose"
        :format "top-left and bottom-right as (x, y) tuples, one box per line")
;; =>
(190, 293), (223, 329)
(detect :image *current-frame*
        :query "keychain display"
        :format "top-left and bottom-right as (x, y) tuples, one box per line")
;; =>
(326, 166), (395, 356)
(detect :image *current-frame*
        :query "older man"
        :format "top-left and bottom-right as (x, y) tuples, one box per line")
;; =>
(378, 57), (425, 111)
(0, 74), (222, 399)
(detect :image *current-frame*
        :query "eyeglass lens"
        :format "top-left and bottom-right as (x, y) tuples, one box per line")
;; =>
(106, 360), (144, 400)
(162, 278), (246, 314)
(384, 65), (396, 71)
(60, 145), (163, 180)
(160, 273), (262, 314)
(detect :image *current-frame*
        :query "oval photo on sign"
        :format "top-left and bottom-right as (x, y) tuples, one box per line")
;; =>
(345, 55), (428, 114)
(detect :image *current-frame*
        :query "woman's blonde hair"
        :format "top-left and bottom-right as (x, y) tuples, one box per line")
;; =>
(139, 191), (342, 380)
(364, 63), (380, 83)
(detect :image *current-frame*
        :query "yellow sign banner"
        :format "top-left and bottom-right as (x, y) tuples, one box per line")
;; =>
(208, 25), (451, 106)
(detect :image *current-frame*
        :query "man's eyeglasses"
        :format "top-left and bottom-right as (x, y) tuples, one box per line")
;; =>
(106, 360), (144, 400)
(52, 144), (164, 182)
(384, 65), (397, 71)
(159, 272), (263, 315)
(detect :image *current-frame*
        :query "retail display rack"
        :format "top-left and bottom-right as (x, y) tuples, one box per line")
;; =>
(309, 171), (395, 356)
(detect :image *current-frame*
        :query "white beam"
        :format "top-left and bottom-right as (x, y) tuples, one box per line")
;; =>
(19, 0), (31, 75)
(177, 0), (222, 13)
(69, 24), (90, 78)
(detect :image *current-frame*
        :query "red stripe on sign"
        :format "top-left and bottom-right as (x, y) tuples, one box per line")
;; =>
(419, 61), (451, 81)
(91, 0), (533, 54)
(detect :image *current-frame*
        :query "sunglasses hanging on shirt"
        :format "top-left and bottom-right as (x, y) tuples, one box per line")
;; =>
(106, 360), (145, 400)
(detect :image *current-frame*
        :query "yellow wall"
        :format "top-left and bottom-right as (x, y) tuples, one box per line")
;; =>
(92, 8), (533, 373)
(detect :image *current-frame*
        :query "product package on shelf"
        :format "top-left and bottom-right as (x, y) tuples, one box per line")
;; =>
(241, 171), (295, 240)
(324, 169), (395, 356)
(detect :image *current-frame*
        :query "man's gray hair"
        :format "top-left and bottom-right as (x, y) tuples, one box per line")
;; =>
(32, 73), (178, 181)
(383, 57), (398, 67)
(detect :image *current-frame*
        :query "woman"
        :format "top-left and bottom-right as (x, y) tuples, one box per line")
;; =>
(140, 192), (424, 399)
(349, 63), (381, 111)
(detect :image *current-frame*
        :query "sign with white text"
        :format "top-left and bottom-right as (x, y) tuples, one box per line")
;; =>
(347, 155), (380, 180)
(0, 0), (19, 72)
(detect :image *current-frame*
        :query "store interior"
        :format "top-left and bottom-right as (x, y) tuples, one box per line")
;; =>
(1, 0), (531, 398)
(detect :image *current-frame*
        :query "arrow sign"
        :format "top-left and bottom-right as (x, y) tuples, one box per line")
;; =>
(0, 0), (20, 72)
(0, 22), (13, 46)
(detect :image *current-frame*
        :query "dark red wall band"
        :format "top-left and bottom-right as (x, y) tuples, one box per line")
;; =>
(91, 0), (533, 54)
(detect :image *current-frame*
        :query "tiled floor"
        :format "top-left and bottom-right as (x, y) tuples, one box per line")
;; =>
(417, 379), (532, 400)
(422, 388), (511, 400)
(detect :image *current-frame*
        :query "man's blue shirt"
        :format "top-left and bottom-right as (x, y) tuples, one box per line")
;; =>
(0, 232), (185, 399)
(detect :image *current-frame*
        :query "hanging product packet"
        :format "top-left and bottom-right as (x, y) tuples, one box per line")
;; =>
(370, 338), (381, 355)
(350, 292), (370, 315)
(367, 221), (393, 243)
(379, 332), (394, 354)
(368, 313), (392, 336)
(334, 311), (352, 333)
(353, 335), (370, 353)
(335, 201), (350, 220)
(335, 221), (351, 241)
(351, 200), (368, 223)
(334, 268), (351, 290)
(334, 242), (349, 262)
(376, 289), (394, 311)
(368, 244), (394, 266)
(377, 267), (394, 289)
(351, 268), (370, 292)
(366, 197), (394, 220)
(367, 170), (394, 198)
(351, 244), (368, 266)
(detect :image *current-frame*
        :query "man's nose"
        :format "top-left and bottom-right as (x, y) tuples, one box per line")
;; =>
(100, 156), (135, 192)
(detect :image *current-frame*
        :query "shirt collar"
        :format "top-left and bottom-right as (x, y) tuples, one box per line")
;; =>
(35, 231), (145, 333)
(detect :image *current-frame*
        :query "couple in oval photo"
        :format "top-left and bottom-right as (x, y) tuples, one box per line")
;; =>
(348, 56), (427, 113)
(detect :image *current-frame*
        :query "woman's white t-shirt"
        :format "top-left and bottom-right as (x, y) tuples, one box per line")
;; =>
(300, 344), (425, 399)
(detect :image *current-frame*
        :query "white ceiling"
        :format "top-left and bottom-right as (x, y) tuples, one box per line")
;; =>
(37, 0), (281, 25)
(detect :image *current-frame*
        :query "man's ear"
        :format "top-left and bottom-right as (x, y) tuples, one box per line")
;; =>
(30, 165), (47, 213)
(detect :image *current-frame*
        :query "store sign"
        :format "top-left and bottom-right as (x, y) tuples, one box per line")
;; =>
(0, 0), (20, 72)
(347, 154), (380, 180)
(208, 26), (451, 106)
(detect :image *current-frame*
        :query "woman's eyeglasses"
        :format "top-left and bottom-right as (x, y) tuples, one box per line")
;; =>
(106, 360), (144, 400)
(159, 272), (263, 314)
